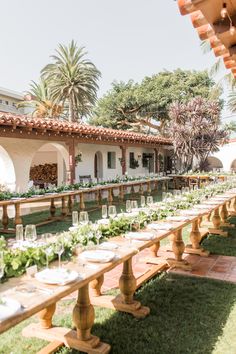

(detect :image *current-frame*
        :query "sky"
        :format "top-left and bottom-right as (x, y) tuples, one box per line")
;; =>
(0, 0), (233, 119)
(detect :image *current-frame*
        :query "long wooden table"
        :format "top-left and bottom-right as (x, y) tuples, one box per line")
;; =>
(0, 177), (170, 234)
(0, 189), (236, 353)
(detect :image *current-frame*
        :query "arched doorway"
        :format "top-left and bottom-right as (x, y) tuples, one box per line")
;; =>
(30, 143), (69, 187)
(206, 157), (223, 172)
(0, 146), (16, 191)
(94, 151), (103, 180)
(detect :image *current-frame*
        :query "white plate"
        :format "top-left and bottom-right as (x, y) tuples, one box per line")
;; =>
(126, 232), (154, 241)
(35, 268), (79, 285)
(147, 223), (173, 231)
(0, 298), (22, 321)
(99, 242), (119, 250)
(80, 250), (115, 263)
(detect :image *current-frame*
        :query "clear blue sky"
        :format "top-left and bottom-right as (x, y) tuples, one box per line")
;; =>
(0, 0), (233, 118)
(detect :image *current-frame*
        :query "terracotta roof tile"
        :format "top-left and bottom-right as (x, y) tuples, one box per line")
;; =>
(0, 112), (172, 145)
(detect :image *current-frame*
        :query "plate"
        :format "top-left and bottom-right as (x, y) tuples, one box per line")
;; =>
(80, 250), (115, 263)
(35, 268), (79, 285)
(147, 223), (173, 231)
(99, 242), (119, 250)
(97, 219), (110, 225)
(126, 232), (154, 241)
(0, 298), (22, 321)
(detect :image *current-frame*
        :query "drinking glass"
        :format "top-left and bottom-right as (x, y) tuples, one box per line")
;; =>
(55, 242), (64, 269)
(140, 195), (146, 208)
(95, 228), (102, 245)
(108, 205), (117, 218)
(101, 205), (108, 219)
(0, 251), (4, 280)
(146, 196), (153, 205)
(79, 211), (89, 225)
(126, 200), (132, 213)
(131, 200), (138, 211)
(25, 224), (37, 242)
(72, 211), (79, 227)
(16, 224), (24, 242)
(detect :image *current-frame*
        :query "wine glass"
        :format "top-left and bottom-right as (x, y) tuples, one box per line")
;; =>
(55, 241), (64, 269)
(126, 200), (132, 213)
(79, 211), (89, 225)
(41, 233), (53, 268)
(15, 224), (24, 243)
(25, 224), (37, 243)
(72, 211), (79, 227)
(95, 228), (102, 245)
(146, 196), (153, 205)
(101, 205), (108, 219)
(140, 195), (146, 208)
(108, 205), (117, 219)
(0, 251), (4, 280)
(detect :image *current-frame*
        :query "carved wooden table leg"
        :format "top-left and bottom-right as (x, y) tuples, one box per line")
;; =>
(95, 190), (100, 207)
(91, 258), (150, 319)
(61, 196), (68, 217)
(139, 183), (144, 196)
(90, 274), (104, 297)
(23, 288), (110, 354)
(167, 229), (192, 270)
(185, 219), (209, 256)
(80, 193), (85, 210)
(149, 241), (160, 258)
(119, 185), (124, 201)
(38, 303), (57, 329)
(229, 197), (236, 216)
(162, 181), (166, 191)
(147, 181), (151, 194)
(68, 195), (73, 214)
(14, 203), (22, 225)
(208, 207), (228, 236)
(220, 203), (234, 227)
(143, 241), (168, 267)
(50, 198), (56, 219)
(108, 188), (113, 205)
(2, 205), (9, 231)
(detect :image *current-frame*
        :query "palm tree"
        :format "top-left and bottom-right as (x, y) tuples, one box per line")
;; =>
(41, 40), (101, 122)
(19, 79), (63, 118)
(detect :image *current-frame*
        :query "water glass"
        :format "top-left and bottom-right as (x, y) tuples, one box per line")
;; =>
(79, 211), (89, 225)
(146, 196), (153, 205)
(25, 224), (37, 242)
(108, 205), (117, 218)
(126, 200), (132, 213)
(16, 224), (24, 242)
(131, 200), (138, 211)
(140, 195), (146, 208)
(101, 205), (108, 219)
(72, 211), (79, 227)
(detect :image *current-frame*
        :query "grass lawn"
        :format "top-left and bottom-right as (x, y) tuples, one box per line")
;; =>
(1, 273), (236, 354)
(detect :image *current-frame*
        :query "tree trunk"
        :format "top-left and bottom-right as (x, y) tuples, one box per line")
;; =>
(68, 98), (75, 123)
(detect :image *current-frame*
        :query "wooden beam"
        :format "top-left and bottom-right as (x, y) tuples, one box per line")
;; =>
(191, 10), (207, 28)
(213, 45), (229, 57)
(197, 24), (214, 40)
(178, 0), (196, 16)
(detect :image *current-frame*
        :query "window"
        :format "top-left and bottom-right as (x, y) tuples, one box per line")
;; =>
(12, 102), (16, 107)
(129, 152), (139, 169)
(5, 101), (9, 105)
(107, 152), (116, 169)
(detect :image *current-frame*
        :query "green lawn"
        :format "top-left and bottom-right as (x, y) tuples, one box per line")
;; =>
(1, 274), (236, 354)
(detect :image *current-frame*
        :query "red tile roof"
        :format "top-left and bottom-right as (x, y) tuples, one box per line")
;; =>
(0, 112), (172, 145)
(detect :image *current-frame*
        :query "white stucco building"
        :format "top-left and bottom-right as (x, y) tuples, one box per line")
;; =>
(207, 138), (236, 172)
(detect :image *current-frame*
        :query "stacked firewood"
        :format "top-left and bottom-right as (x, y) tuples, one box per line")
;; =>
(30, 163), (57, 184)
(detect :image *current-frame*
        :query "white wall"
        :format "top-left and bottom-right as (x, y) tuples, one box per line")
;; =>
(210, 141), (236, 171)
(31, 151), (57, 166)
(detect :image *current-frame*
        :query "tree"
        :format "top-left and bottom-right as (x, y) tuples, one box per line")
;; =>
(168, 97), (229, 172)
(41, 40), (101, 122)
(19, 79), (63, 118)
(90, 69), (221, 133)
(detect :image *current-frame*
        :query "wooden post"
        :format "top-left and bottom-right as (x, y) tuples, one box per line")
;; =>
(14, 203), (22, 225)
(208, 207), (228, 236)
(120, 146), (127, 175)
(2, 205), (9, 231)
(67, 140), (76, 185)
(139, 183), (144, 195)
(119, 185), (124, 201)
(50, 198), (56, 218)
(61, 196), (68, 217)
(154, 148), (159, 174)
(80, 193), (85, 210)
(68, 195), (73, 214)
(149, 241), (160, 257)
(147, 181), (151, 194)
(119, 258), (137, 304)
(108, 188), (113, 205)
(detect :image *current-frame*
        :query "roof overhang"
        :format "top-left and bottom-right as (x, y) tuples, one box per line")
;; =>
(178, 0), (236, 78)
